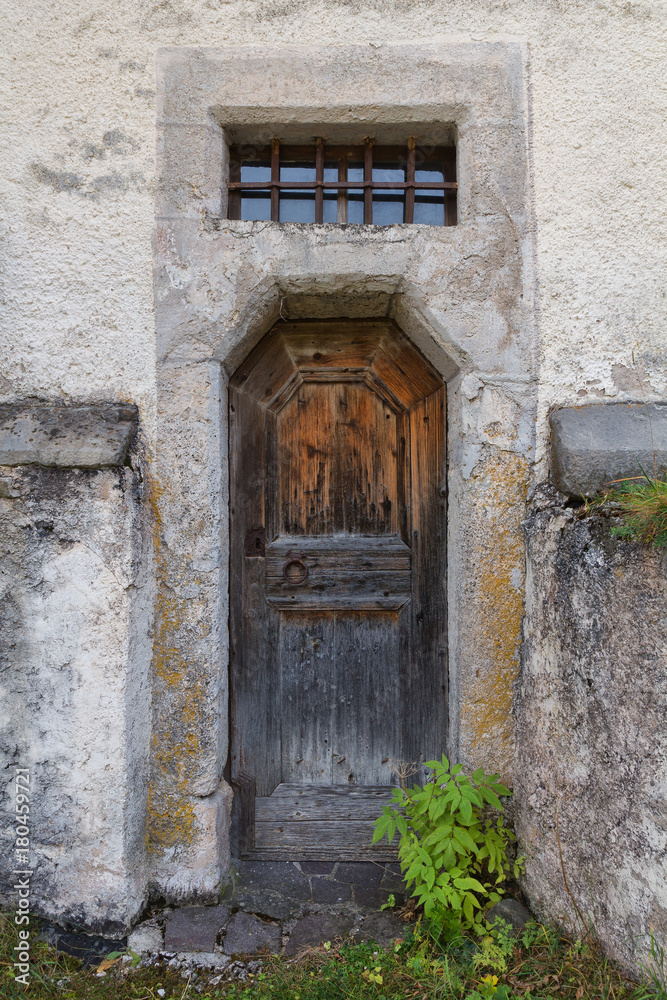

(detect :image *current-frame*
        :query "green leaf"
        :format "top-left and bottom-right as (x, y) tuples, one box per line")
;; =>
(452, 825), (477, 852)
(459, 797), (473, 825)
(472, 767), (486, 783)
(451, 764), (463, 775)
(372, 812), (392, 844)
(479, 786), (503, 810)
(491, 781), (511, 797)
(454, 876), (486, 893)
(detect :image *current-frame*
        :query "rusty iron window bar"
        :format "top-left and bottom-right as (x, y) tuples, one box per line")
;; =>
(228, 138), (457, 226)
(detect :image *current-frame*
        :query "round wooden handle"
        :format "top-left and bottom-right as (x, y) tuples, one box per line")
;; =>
(282, 558), (309, 585)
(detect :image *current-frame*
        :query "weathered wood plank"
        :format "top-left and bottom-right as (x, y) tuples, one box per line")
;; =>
(331, 612), (401, 785)
(256, 794), (392, 823)
(231, 331), (299, 410)
(248, 846), (399, 861)
(229, 387), (282, 797)
(403, 386), (448, 770)
(277, 382), (399, 535)
(265, 537), (411, 610)
(268, 782), (396, 798)
(255, 820), (383, 849)
(279, 612), (335, 784)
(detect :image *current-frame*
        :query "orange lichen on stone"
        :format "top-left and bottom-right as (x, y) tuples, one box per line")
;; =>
(459, 452), (528, 782)
(146, 472), (203, 853)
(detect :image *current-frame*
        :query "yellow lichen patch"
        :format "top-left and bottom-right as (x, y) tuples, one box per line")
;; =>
(146, 470), (207, 854)
(459, 452), (528, 781)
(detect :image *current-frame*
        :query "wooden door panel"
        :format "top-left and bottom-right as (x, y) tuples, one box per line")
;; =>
(265, 535), (411, 610)
(229, 320), (447, 856)
(229, 388), (282, 796)
(331, 611), (401, 786)
(278, 383), (400, 535)
(279, 611), (335, 785)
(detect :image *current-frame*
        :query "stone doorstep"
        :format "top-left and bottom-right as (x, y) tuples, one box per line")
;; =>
(163, 904), (231, 953)
(127, 901), (408, 966)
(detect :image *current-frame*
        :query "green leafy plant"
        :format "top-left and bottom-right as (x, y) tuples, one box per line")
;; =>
(604, 476), (667, 548)
(372, 756), (523, 937)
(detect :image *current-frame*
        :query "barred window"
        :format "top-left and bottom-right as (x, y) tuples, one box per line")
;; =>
(228, 138), (457, 226)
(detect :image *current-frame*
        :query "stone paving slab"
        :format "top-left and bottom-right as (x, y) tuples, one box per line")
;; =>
(222, 912), (282, 956)
(284, 913), (355, 956)
(163, 905), (230, 953)
(353, 911), (405, 949)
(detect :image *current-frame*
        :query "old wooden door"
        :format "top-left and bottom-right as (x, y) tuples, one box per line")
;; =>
(229, 320), (447, 858)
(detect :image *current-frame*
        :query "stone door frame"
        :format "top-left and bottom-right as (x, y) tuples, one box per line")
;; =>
(151, 41), (537, 901)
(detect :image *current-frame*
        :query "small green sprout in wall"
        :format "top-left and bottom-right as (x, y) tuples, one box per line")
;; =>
(372, 756), (524, 940)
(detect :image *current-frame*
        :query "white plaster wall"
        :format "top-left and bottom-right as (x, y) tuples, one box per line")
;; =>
(1, 1), (665, 459)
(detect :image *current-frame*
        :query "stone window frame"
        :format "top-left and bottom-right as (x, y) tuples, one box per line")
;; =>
(152, 42), (537, 903)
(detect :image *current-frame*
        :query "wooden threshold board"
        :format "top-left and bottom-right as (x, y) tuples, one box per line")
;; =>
(246, 783), (399, 861)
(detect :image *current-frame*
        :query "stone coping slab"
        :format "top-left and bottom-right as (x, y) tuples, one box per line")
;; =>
(551, 402), (667, 497)
(0, 402), (138, 468)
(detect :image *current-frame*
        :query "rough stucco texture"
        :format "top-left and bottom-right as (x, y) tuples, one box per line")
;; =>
(1, 2), (665, 440)
(0, 463), (152, 934)
(516, 495), (667, 973)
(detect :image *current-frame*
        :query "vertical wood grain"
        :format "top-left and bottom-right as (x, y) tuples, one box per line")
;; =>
(331, 612), (400, 785)
(278, 382), (398, 535)
(280, 612), (335, 784)
(403, 385), (448, 769)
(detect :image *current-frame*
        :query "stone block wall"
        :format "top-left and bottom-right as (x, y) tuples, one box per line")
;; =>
(0, 410), (153, 935)
(515, 491), (667, 972)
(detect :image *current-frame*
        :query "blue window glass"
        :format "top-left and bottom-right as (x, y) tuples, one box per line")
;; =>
(279, 162), (316, 222)
(372, 164), (405, 225)
(347, 163), (364, 224)
(413, 165), (446, 226)
(323, 163), (338, 223)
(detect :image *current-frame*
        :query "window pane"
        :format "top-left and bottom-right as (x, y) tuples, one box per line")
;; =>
(347, 190), (364, 224)
(322, 163), (339, 223)
(323, 192), (338, 223)
(415, 165), (444, 184)
(372, 161), (406, 225)
(346, 162), (364, 223)
(279, 191), (316, 223)
(413, 191), (445, 226)
(241, 190), (272, 221)
(280, 162), (315, 183)
(372, 192), (405, 225)
(241, 162), (271, 183)
(373, 165), (405, 184)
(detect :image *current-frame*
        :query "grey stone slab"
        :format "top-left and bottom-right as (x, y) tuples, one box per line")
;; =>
(285, 913), (355, 955)
(299, 862), (335, 875)
(335, 862), (382, 887)
(351, 887), (394, 908)
(0, 403), (138, 469)
(486, 898), (532, 935)
(163, 905), (230, 953)
(127, 919), (164, 955)
(353, 911), (405, 949)
(234, 861), (312, 900)
(222, 912), (281, 956)
(226, 891), (295, 922)
(551, 402), (667, 497)
(311, 879), (351, 903)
